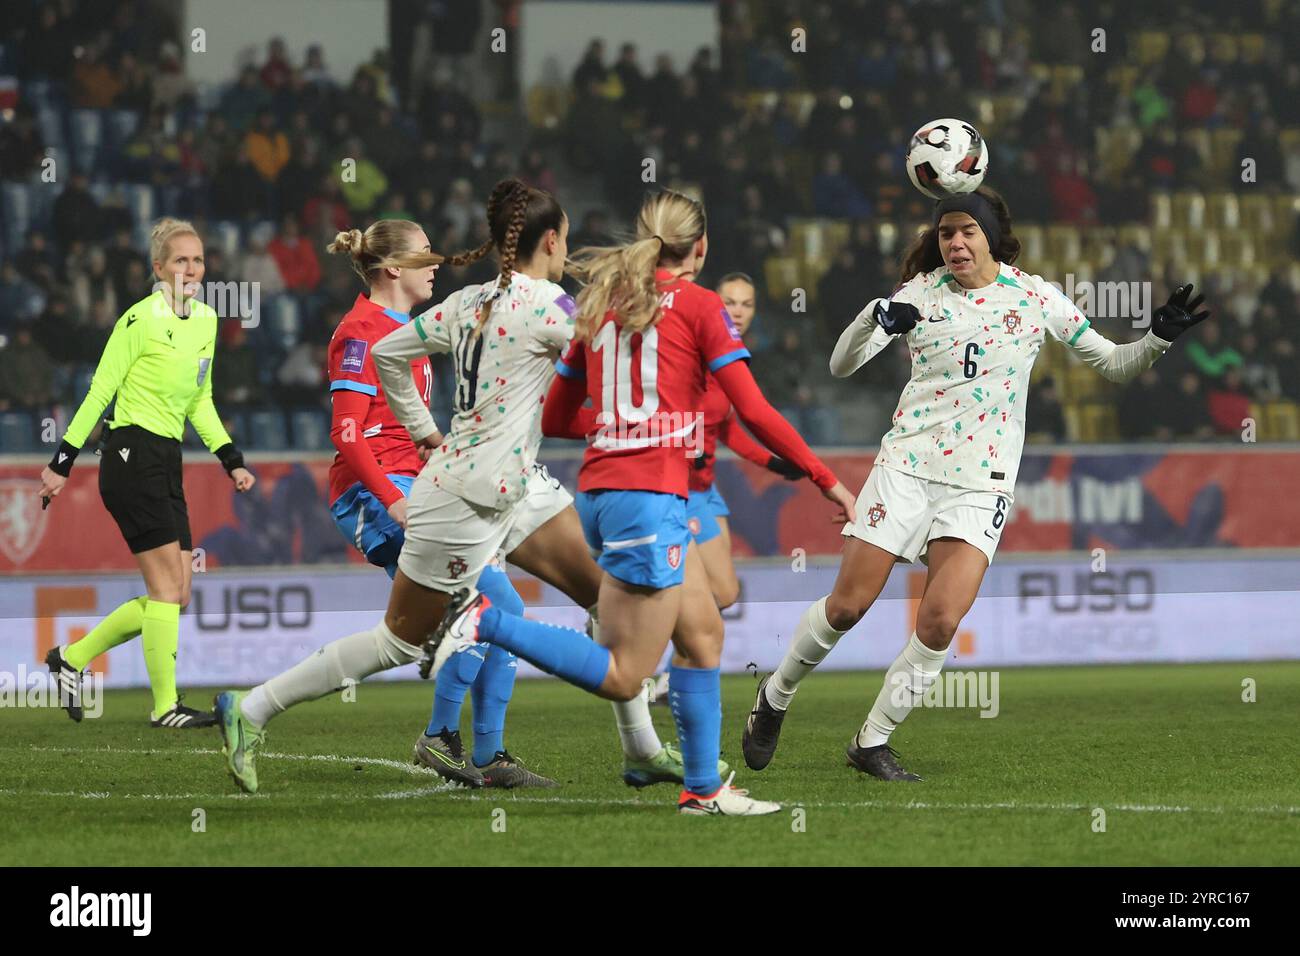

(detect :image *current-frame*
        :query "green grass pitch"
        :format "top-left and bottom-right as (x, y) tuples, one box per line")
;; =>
(3, 662), (1298, 866)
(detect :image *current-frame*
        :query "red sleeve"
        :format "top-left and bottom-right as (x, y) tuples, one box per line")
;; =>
(717, 412), (772, 468)
(712, 360), (836, 490)
(330, 388), (403, 508)
(542, 372), (595, 440)
(692, 289), (752, 372)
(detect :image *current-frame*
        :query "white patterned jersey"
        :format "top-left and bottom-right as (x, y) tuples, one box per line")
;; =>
(864, 262), (1163, 496)
(373, 272), (577, 510)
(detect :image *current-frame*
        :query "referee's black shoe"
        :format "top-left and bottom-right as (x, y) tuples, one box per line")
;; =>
(44, 647), (84, 722)
(846, 740), (922, 782)
(151, 697), (218, 729)
(741, 674), (787, 771)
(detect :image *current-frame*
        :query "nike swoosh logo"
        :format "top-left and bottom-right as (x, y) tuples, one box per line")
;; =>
(984, 530), (997, 539)
(427, 748), (467, 770)
(927, 315), (945, 323)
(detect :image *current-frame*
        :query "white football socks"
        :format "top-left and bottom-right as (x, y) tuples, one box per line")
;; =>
(587, 603), (663, 760)
(857, 632), (948, 748)
(765, 596), (846, 711)
(241, 621), (423, 728)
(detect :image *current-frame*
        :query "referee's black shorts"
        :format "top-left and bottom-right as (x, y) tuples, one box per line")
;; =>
(98, 425), (193, 553)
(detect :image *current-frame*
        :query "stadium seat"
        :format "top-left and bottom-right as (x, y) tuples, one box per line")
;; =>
(1, 181), (32, 253)
(105, 109), (140, 153)
(246, 408), (288, 450)
(290, 408), (331, 451)
(1017, 224), (1045, 261)
(1116, 224), (1152, 255)
(1151, 193), (1172, 231)
(1171, 191), (1206, 230)
(763, 256), (801, 301)
(1264, 402), (1300, 441)
(68, 109), (103, 172)
(0, 411), (36, 453)
(36, 104), (65, 149)
(1135, 31), (1171, 65)
(1210, 129), (1244, 178)
(126, 184), (155, 240)
(1238, 195), (1275, 237)
(209, 221), (242, 260)
(1045, 225), (1082, 263)
(1206, 192), (1240, 229)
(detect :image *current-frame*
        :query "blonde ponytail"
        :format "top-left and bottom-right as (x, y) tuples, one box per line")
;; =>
(569, 190), (706, 342)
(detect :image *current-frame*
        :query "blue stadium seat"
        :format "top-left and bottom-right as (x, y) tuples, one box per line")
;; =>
(126, 184), (155, 237)
(36, 104), (65, 149)
(246, 408), (288, 450)
(0, 411), (37, 453)
(269, 295), (300, 350)
(68, 109), (103, 172)
(289, 408), (330, 451)
(105, 109), (140, 153)
(1, 182), (31, 253)
(210, 221), (241, 260)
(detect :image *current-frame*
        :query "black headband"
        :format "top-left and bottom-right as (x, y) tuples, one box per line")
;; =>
(932, 193), (1001, 253)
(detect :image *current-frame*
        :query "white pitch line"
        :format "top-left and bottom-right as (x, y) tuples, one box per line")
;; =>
(12, 745), (1300, 816)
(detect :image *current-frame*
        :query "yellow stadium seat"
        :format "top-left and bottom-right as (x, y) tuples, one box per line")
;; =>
(1265, 402), (1300, 440)
(1238, 33), (1266, 61)
(1136, 31), (1171, 64)
(1017, 224), (1046, 261)
(1206, 192), (1240, 229)
(1210, 128), (1244, 176)
(1151, 193), (1173, 230)
(1171, 191), (1206, 230)
(1117, 224), (1153, 254)
(1063, 405), (1083, 442)
(763, 257), (801, 301)
(1239, 194), (1276, 236)
(1046, 225), (1082, 263)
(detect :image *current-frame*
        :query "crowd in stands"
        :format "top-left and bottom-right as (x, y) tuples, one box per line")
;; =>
(1, 0), (1298, 452)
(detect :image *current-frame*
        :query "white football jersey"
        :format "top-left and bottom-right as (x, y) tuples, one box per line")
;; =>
(872, 262), (1133, 495)
(373, 272), (577, 509)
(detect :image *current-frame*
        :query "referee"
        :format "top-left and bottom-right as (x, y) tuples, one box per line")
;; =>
(39, 218), (256, 728)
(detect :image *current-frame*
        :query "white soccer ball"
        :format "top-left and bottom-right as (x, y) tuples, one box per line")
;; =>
(905, 119), (989, 200)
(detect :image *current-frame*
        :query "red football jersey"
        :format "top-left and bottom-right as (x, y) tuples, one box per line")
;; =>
(556, 270), (750, 497)
(689, 373), (771, 490)
(326, 292), (433, 504)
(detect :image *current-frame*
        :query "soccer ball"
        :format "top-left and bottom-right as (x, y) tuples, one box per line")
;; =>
(905, 119), (989, 200)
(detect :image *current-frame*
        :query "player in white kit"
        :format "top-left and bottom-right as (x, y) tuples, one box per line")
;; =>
(213, 180), (692, 793)
(742, 185), (1212, 781)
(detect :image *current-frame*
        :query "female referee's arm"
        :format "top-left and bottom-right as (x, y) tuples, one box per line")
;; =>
(187, 364), (255, 492)
(40, 310), (150, 503)
(712, 360), (857, 523)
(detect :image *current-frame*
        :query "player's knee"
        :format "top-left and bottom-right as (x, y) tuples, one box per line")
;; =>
(714, 578), (740, 610)
(824, 592), (867, 631)
(606, 670), (644, 701)
(916, 604), (963, 643)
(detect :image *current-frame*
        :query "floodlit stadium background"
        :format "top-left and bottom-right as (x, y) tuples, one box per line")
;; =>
(1, 0), (1298, 684)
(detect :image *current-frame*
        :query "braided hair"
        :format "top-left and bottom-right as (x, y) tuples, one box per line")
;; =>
(446, 178), (565, 337)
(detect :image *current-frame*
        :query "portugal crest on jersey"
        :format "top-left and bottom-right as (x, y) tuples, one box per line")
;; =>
(447, 556), (468, 579)
(666, 544), (682, 570)
(867, 501), (887, 528)
(1002, 309), (1023, 335)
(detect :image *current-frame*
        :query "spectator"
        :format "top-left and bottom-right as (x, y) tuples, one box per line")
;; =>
(260, 37), (293, 90)
(1118, 368), (1169, 441)
(0, 324), (55, 410)
(70, 36), (123, 109)
(220, 66), (271, 131)
(152, 40), (193, 111)
(71, 246), (118, 319)
(301, 44), (334, 87)
(336, 138), (389, 215)
(817, 246), (874, 342)
(209, 146), (265, 222)
(0, 106), (45, 179)
(441, 178), (483, 243)
(244, 109), (292, 185)
(240, 224), (287, 297)
(1025, 376), (1067, 442)
(268, 216), (322, 293)
(0, 262), (46, 328)
(215, 323), (259, 406)
(1166, 371), (1214, 440)
(1185, 322), (1242, 381)
(302, 172), (352, 239)
(1207, 368), (1252, 437)
(613, 43), (645, 112)
(812, 152), (872, 219)
(52, 174), (103, 248)
(276, 341), (328, 404)
(572, 39), (609, 91)
(15, 230), (57, 290)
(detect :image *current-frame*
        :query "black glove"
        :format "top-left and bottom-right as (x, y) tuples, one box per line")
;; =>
(1151, 283), (1210, 342)
(873, 299), (921, 336)
(215, 442), (246, 477)
(765, 456), (805, 480)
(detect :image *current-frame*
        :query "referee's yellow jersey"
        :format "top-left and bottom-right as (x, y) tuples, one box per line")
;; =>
(64, 289), (233, 453)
